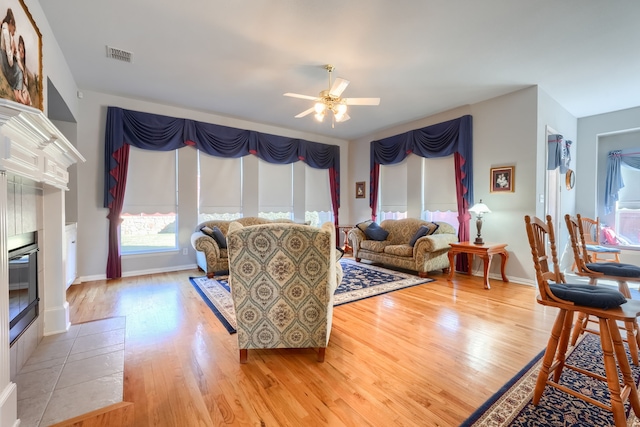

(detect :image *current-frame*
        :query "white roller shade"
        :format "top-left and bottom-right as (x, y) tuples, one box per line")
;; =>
(259, 160), (293, 213)
(380, 162), (407, 212)
(123, 147), (176, 214)
(199, 153), (242, 214)
(423, 156), (457, 211)
(305, 165), (332, 212)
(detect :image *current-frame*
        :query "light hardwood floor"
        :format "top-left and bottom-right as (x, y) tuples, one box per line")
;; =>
(65, 266), (556, 426)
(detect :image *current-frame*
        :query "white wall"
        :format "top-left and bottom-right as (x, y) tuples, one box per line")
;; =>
(75, 90), (349, 281)
(468, 87), (538, 283)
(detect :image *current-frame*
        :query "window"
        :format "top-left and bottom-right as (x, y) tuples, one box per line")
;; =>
(614, 165), (640, 245)
(422, 157), (458, 233)
(598, 132), (640, 249)
(198, 152), (243, 222)
(304, 165), (334, 227)
(258, 160), (293, 220)
(378, 161), (408, 220)
(120, 148), (178, 253)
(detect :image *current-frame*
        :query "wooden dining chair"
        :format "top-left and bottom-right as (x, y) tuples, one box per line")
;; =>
(565, 213), (640, 364)
(570, 216), (620, 271)
(525, 214), (640, 427)
(566, 214), (640, 299)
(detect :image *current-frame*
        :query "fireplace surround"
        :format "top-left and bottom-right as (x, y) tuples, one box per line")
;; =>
(0, 99), (85, 427)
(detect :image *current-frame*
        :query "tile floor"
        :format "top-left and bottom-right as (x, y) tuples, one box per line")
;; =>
(15, 317), (126, 426)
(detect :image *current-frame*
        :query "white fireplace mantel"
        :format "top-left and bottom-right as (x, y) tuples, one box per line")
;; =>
(0, 99), (85, 186)
(0, 99), (85, 427)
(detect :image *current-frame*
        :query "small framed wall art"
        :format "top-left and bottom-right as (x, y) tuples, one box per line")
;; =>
(355, 181), (366, 198)
(490, 166), (515, 193)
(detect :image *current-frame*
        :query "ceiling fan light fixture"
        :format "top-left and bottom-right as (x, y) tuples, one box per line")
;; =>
(285, 64), (379, 125)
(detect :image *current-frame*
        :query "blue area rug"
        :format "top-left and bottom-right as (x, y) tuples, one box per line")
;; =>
(461, 333), (640, 426)
(189, 258), (434, 334)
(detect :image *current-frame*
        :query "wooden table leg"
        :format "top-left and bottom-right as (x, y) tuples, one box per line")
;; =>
(499, 251), (509, 283)
(447, 250), (455, 281)
(482, 254), (492, 289)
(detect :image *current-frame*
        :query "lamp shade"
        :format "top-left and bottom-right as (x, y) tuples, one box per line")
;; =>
(469, 200), (491, 215)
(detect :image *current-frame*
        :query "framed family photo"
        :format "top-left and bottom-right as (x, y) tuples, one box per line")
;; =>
(490, 166), (515, 193)
(355, 181), (366, 199)
(0, 0), (43, 110)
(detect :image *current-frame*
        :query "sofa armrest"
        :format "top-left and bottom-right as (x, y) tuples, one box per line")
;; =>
(348, 228), (367, 258)
(414, 234), (457, 253)
(191, 232), (221, 260)
(414, 233), (458, 265)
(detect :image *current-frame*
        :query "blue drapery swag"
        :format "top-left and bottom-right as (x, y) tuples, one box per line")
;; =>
(605, 148), (640, 214)
(547, 134), (572, 173)
(368, 115), (473, 271)
(104, 106), (341, 279)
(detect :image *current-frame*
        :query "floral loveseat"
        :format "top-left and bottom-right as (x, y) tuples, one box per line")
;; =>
(191, 217), (294, 277)
(348, 218), (458, 277)
(226, 221), (343, 362)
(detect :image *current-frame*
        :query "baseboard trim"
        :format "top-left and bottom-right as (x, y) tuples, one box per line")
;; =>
(77, 263), (198, 284)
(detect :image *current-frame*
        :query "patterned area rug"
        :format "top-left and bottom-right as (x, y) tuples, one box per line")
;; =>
(461, 333), (640, 426)
(189, 258), (434, 334)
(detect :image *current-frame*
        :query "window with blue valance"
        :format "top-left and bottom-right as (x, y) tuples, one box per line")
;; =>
(104, 107), (341, 279)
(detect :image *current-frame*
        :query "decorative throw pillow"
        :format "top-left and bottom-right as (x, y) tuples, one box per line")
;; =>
(409, 223), (440, 246)
(364, 222), (389, 241)
(201, 226), (227, 248)
(200, 226), (215, 238)
(356, 220), (373, 233)
(336, 247), (345, 261)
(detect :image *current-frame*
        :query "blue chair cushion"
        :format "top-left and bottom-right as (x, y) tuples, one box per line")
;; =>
(586, 244), (621, 253)
(549, 283), (627, 309)
(586, 262), (640, 278)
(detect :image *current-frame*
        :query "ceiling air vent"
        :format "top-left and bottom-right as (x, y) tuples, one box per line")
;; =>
(106, 45), (133, 63)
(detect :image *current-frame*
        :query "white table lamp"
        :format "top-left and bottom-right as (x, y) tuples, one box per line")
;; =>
(469, 199), (491, 245)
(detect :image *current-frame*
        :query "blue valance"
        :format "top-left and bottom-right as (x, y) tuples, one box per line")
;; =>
(604, 148), (640, 214)
(105, 107), (340, 209)
(547, 134), (572, 173)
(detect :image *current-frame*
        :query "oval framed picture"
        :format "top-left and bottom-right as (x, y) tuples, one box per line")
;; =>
(566, 169), (575, 190)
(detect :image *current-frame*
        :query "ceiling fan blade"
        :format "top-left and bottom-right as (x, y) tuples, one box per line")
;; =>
(335, 113), (350, 123)
(345, 97), (380, 106)
(329, 78), (350, 97)
(284, 92), (318, 101)
(295, 107), (315, 118)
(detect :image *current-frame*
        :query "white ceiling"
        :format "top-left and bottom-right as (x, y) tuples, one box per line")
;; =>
(39, 0), (640, 140)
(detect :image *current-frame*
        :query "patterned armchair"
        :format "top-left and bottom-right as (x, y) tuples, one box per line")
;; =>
(226, 221), (343, 363)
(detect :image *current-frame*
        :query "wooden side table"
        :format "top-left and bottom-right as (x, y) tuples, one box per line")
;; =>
(336, 225), (355, 254)
(447, 242), (509, 289)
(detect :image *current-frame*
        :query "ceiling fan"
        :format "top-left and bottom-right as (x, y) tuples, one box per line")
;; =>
(284, 64), (380, 124)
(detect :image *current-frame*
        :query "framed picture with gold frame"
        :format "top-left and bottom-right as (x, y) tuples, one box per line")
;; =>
(0, 0), (43, 110)
(355, 181), (366, 198)
(490, 166), (515, 193)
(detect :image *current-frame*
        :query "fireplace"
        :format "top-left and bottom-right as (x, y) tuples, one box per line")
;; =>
(8, 231), (39, 345)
